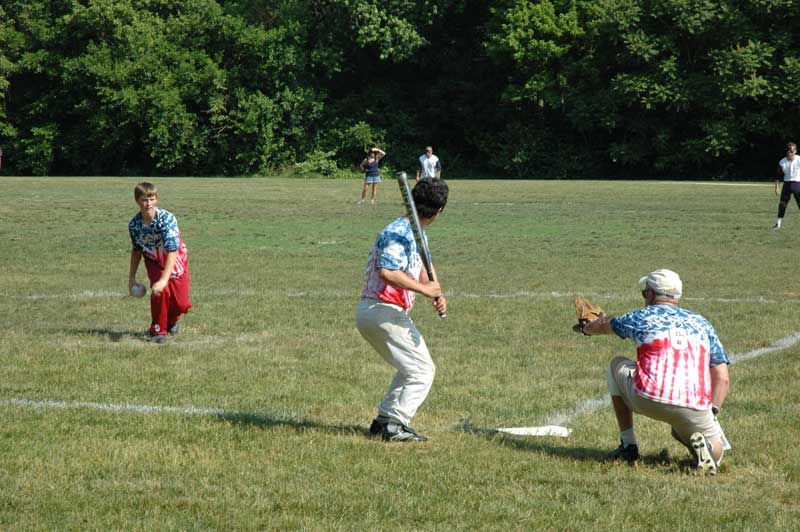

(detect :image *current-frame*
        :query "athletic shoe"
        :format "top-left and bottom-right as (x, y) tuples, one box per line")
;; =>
(167, 323), (180, 335)
(355, 199), (365, 205)
(608, 441), (640, 464)
(150, 334), (168, 344)
(772, 223), (781, 231)
(382, 423), (428, 442)
(368, 416), (390, 436)
(690, 432), (717, 475)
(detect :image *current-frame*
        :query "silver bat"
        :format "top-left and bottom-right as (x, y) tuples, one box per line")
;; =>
(396, 171), (446, 318)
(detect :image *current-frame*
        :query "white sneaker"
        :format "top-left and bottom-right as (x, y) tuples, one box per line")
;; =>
(355, 199), (365, 205)
(690, 432), (717, 475)
(772, 223), (780, 231)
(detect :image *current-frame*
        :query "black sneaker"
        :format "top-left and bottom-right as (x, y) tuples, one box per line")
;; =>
(150, 334), (168, 344)
(167, 323), (180, 335)
(369, 416), (390, 436)
(690, 432), (717, 475)
(608, 441), (640, 464)
(382, 423), (428, 442)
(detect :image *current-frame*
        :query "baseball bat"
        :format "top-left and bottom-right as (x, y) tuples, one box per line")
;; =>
(396, 171), (446, 318)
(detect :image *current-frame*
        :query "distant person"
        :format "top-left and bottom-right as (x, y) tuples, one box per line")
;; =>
(416, 146), (441, 181)
(773, 142), (800, 230)
(357, 147), (385, 204)
(356, 178), (449, 442)
(128, 182), (192, 343)
(577, 269), (731, 475)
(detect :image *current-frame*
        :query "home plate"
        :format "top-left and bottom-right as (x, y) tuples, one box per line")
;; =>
(496, 425), (572, 437)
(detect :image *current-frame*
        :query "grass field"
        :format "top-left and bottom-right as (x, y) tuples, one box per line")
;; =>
(1, 177), (799, 530)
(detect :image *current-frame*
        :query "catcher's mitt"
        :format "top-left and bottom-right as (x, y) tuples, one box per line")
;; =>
(573, 297), (605, 335)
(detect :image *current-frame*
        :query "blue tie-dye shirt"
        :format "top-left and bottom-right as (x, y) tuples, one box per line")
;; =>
(360, 216), (426, 310)
(129, 207), (188, 277)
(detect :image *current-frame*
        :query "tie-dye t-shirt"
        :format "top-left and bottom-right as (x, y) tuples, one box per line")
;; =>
(361, 216), (426, 311)
(611, 304), (729, 410)
(129, 208), (188, 278)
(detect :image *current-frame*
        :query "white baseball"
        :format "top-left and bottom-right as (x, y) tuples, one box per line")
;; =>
(130, 282), (147, 298)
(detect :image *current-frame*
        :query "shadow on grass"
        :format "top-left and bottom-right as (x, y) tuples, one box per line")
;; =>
(455, 421), (684, 468)
(66, 328), (146, 342)
(215, 411), (371, 437)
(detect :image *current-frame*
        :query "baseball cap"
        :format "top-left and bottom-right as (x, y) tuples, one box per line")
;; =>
(638, 269), (682, 298)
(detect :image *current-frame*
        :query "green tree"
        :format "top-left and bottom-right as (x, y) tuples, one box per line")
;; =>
(4, 0), (321, 175)
(487, 0), (800, 178)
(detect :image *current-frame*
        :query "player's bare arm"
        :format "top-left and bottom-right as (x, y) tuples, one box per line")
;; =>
(710, 363), (730, 413)
(582, 316), (614, 335)
(379, 268), (442, 300)
(152, 250), (178, 295)
(128, 249), (143, 291)
(419, 263), (447, 314)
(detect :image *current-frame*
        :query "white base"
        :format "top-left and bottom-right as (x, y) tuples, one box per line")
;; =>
(496, 425), (572, 437)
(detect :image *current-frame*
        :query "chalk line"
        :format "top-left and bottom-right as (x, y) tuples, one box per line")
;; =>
(2, 332), (798, 430)
(655, 181), (770, 187)
(15, 288), (796, 305)
(0, 398), (229, 417)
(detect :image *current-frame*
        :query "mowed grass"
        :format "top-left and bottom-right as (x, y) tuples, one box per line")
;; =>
(1, 177), (799, 530)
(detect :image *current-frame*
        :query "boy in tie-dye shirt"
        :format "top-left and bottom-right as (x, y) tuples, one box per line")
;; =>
(128, 182), (192, 343)
(356, 178), (449, 442)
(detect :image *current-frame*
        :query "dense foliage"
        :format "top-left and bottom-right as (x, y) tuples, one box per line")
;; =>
(0, 0), (797, 178)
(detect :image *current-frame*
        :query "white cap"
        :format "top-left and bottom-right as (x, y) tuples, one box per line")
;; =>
(639, 269), (682, 298)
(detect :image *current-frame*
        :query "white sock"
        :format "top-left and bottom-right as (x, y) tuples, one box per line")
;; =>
(620, 428), (637, 447)
(776, 218), (782, 227)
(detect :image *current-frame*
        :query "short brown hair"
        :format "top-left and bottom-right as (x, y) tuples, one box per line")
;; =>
(134, 182), (158, 200)
(787, 142), (797, 152)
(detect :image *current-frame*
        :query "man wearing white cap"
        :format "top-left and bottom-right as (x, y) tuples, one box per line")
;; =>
(578, 269), (731, 474)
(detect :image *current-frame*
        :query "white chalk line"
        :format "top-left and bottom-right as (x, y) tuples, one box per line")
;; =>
(458, 291), (785, 304)
(2, 331), (799, 433)
(0, 399), (229, 417)
(14, 289), (797, 305)
(655, 181), (770, 187)
(21, 288), (259, 300)
(540, 331), (800, 428)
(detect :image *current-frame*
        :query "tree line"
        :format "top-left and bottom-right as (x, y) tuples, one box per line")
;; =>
(0, 0), (797, 178)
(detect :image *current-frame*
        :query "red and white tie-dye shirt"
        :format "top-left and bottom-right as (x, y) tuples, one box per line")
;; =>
(610, 304), (730, 410)
(360, 216), (425, 311)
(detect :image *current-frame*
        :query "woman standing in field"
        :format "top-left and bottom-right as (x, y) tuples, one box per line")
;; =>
(773, 142), (800, 230)
(357, 147), (385, 204)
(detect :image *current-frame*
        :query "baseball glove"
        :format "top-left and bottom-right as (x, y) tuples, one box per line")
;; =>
(573, 297), (605, 335)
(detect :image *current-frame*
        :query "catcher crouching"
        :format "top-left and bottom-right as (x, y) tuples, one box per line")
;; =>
(573, 269), (731, 474)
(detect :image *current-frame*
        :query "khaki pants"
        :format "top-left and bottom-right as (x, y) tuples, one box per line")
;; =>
(356, 299), (435, 427)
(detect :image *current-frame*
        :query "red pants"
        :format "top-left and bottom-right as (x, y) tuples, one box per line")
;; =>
(145, 260), (192, 336)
